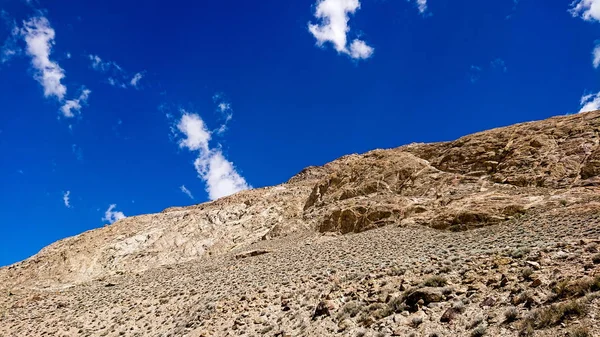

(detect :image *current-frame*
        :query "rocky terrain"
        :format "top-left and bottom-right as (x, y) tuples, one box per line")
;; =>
(1, 111), (600, 337)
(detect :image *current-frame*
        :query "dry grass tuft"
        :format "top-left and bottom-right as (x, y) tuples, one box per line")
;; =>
(519, 299), (588, 333)
(552, 276), (600, 300)
(504, 306), (519, 322)
(568, 325), (591, 337)
(422, 276), (447, 287)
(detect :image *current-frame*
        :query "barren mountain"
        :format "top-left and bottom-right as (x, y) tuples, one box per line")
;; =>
(1, 111), (600, 337)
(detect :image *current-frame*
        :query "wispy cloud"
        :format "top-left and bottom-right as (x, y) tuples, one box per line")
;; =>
(348, 39), (373, 59)
(579, 92), (600, 112)
(212, 93), (234, 135)
(89, 54), (118, 72)
(60, 88), (91, 118)
(180, 185), (194, 200)
(88, 54), (144, 89)
(177, 113), (211, 152)
(469, 65), (482, 83)
(506, 0), (520, 19)
(491, 58), (507, 72)
(414, 0), (427, 14)
(193, 150), (250, 201)
(0, 11), (20, 64)
(1, 41), (18, 63)
(17, 15), (91, 119)
(570, 2), (600, 111)
(469, 59), (506, 83)
(20, 16), (66, 100)
(593, 42), (600, 68)
(570, 0), (600, 22)
(308, 0), (374, 60)
(72, 144), (83, 160)
(175, 110), (250, 200)
(130, 72), (144, 87)
(102, 204), (126, 224)
(63, 191), (71, 208)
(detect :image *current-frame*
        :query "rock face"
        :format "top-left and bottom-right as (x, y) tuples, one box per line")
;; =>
(0, 182), (314, 288)
(1, 111), (600, 337)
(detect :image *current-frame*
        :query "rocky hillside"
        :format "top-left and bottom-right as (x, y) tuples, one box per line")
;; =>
(1, 111), (600, 337)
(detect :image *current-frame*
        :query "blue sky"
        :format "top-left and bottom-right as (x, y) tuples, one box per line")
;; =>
(0, 0), (599, 266)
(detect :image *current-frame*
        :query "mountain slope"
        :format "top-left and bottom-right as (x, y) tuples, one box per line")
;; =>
(1, 111), (600, 337)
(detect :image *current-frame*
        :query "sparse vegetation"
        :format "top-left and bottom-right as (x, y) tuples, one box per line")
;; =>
(369, 302), (393, 320)
(519, 320), (535, 337)
(336, 301), (361, 320)
(552, 276), (600, 300)
(513, 291), (535, 307)
(520, 299), (588, 332)
(510, 248), (531, 259)
(468, 316), (485, 330)
(521, 267), (534, 280)
(441, 287), (453, 295)
(569, 326), (591, 337)
(504, 306), (519, 322)
(423, 276), (447, 287)
(470, 324), (487, 337)
(355, 329), (367, 337)
(387, 295), (408, 313)
(452, 300), (465, 313)
(411, 316), (423, 327)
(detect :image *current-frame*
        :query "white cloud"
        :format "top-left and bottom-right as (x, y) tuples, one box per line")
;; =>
(414, 0), (427, 14)
(177, 112), (211, 152)
(193, 150), (250, 201)
(212, 93), (234, 135)
(1, 11), (21, 64)
(491, 58), (507, 72)
(175, 111), (250, 200)
(348, 39), (374, 59)
(308, 0), (374, 60)
(218, 102), (231, 113)
(1, 43), (17, 63)
(469, 65), (482, 83)
(89, 54), (105, 71)
(180, 185), (194, 199)
(570, 0), (600, 22)
(72, 143), (83, 160)
(63, 191), (71, 208)
(579, 92), (600, 112)
(102, 204), (126, 224)
(1, 32), (19, 64)
(593, 42), (600, 68)
(88, 54), (143, 89)
(130, 72), (143, 87)
(88, 54), (122, 72)
(20, 16), (66, 100)
(107, 77), (127, 88)
(60, 88), (91, 118)
(17, 15), (90, 119)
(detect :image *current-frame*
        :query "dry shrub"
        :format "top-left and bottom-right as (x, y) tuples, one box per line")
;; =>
(519, 299), (588, 333)
(423, 276), (447, 287)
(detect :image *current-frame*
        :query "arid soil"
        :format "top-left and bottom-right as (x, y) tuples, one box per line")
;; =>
(1, 111), (600, 337)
